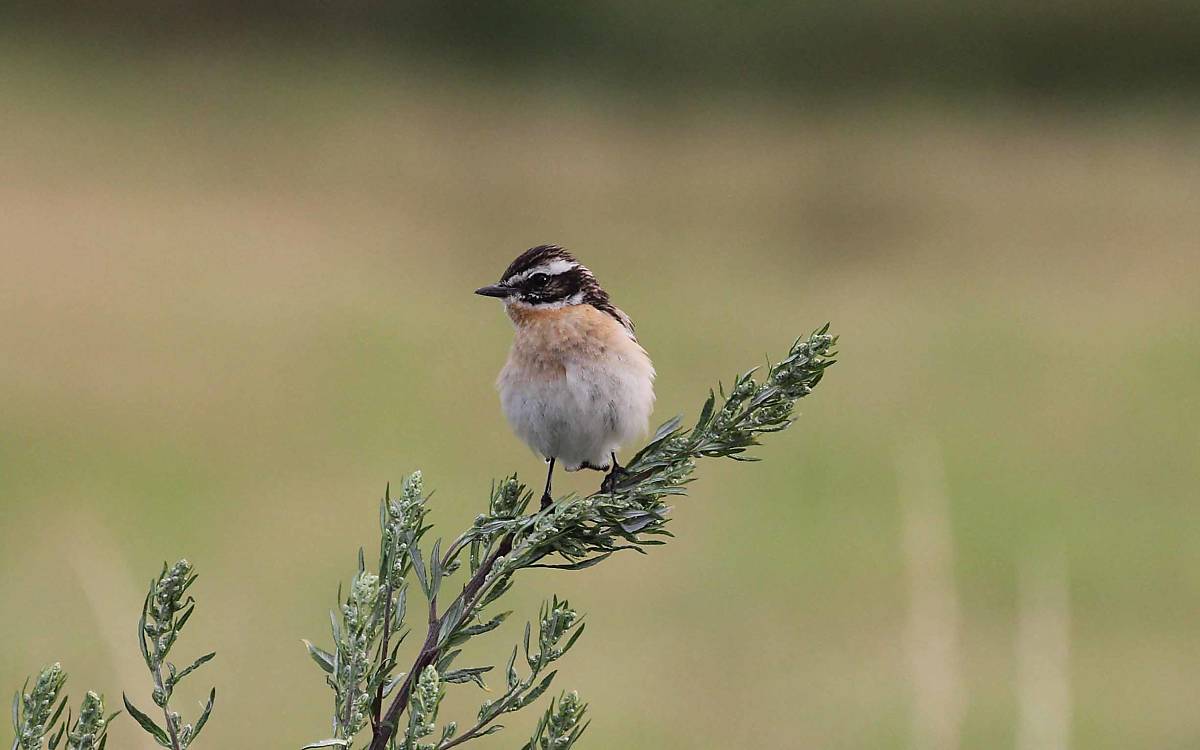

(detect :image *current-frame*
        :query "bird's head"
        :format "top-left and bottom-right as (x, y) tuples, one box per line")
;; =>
(475, 245), (602, 310)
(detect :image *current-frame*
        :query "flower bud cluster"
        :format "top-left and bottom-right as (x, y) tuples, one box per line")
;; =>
(771, 332), (835, 397)
(527, 690), (589, 750)
(382, 471), (429, 589)
(345, 572), (380, 629)
(405, 666), (442, 749)
(67, 691), (107, 750)
(490, 474), (525, 518)
(334, 568), (383, 738)
(151, 559), (194, 624)
(16, 663), (66, 750)
(544, 691), (587, 749)
(390, 471), (426, 533)
(532, 599), (579, 667)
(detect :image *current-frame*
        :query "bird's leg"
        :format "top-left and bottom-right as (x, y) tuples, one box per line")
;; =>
(540, 457), (556, 510)
(601, 451), (625, 493)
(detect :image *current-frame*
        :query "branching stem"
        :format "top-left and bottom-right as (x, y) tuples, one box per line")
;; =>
(369, 534), (521, 750)
(357, 328), (836, 750)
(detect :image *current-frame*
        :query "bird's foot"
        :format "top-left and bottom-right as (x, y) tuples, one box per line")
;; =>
(600, 464), (626, 494)
(540, 490), (553, 510)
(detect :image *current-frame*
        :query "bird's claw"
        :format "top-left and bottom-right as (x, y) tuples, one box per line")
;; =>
(600, 465), (626, 494)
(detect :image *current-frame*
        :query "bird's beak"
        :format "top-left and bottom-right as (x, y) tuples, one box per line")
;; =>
(474, 284), (513, 299)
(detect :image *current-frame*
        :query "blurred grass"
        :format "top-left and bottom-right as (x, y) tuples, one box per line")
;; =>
(1, 40), (1199, 750)
(8, 1), (1200, 99)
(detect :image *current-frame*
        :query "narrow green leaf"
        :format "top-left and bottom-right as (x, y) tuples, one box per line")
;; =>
(526, 553), (614, 571)
(506, 647), (519, 689)
(381, 675), (404, 699)
(519, 671), (557, 708)
(191, 688), (216, 742)
(47, 721), (65, 750)
(138, 596), (153, 670)
(693, 392), (716, 435)
(174, 603), (196, 635)
(436, 649), (462, 673)
(328, 610), (340, 643)
(410, 542), (430, 598)
(429, 539), (443, 596)
(48, 695), (68, 732)
(171, 651), (215, 686)
(479, 575), (512, 608)
(649, 415), (682, 444)
(302, 640), (336, 674)
(568, 719), (591, 747)
(457, 611), (510, 638)
(561, 622), (586, 656)
(437, 598), (467, 646)
(442, 666), (493, 689)
(394, 586), (407, 629)
(121, 695), (170, 747)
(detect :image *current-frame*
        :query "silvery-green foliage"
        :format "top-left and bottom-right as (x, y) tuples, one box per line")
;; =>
(10, 669), (116, 750)
(304, 329), (836, 750)
(303, 472), (430, 749)
(9, 327), (835, 750)
(521, 692), (588, 750)
(450, 327), (838, 584)
(124, 560), (216, 750)
(11, 664), (67, 750)
(423, 597), (583, 750)
(66, 693), (113, 750)
(401, 666), (442, 750)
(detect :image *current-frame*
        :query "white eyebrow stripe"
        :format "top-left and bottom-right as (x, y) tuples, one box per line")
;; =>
(504, 259), (578, 284)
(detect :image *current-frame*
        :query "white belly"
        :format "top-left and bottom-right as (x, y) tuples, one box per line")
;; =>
(498, 355), (654, 471)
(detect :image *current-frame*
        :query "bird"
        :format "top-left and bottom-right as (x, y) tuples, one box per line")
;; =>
(475, 245), (655, 508)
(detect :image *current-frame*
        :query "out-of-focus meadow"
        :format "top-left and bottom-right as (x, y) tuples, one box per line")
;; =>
(2, 9), (1199, 749)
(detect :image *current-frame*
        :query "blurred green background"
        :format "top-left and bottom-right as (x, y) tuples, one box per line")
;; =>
(2, 4), (1198, 749)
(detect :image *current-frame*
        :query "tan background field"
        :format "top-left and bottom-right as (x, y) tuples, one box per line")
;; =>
(2, 37), (1198, 750)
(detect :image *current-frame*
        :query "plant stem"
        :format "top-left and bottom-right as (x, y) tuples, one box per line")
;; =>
(150, 658), (183, 750)
(370, 577), (398, 731)
(344, 651), (358, 739)
(369, 535), (516, 750)
(439, 536), (472, 571)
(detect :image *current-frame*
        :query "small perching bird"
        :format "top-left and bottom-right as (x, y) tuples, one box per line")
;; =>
(475, 245), (656, 507)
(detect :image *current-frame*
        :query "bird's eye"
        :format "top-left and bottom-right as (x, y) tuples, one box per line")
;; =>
(529, 273), (549, 286)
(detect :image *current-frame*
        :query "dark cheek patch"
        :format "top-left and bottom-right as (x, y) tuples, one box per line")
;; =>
(521, 275), (577, 305)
